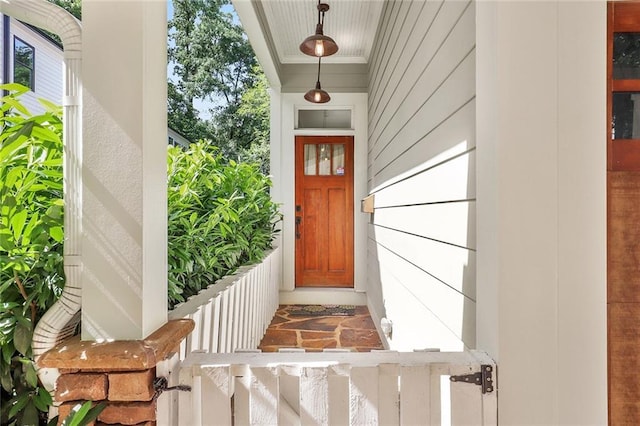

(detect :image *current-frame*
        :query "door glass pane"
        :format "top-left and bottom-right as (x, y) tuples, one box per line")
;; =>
(304, 144), (316, 175)
(613, 93), (640, 139)
(318, 144), (331, 175)
(333, 144), (345, 175)
(614, 33), (640, 80)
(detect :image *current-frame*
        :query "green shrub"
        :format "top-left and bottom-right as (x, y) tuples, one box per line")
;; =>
(0, 84), (64, 425)
(0, 85), (280, 423)
(167, 141), (280, 308)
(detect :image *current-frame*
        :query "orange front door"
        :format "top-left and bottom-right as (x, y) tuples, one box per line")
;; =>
(295, 136), (354, 287)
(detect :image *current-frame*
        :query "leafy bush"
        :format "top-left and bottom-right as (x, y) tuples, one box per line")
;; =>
(0, 86), (280, 423)
(167, 141), (280, 307)
(0, 84), (65, 425)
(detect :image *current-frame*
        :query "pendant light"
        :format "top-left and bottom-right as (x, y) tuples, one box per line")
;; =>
(304, 57), (330, 103)
(299, 2), (339, 57)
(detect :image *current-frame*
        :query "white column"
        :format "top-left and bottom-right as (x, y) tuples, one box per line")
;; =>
(476, 1), (606, 424)
(82, 0), (167, 340)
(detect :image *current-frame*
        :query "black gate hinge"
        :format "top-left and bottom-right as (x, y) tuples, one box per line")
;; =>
(450, 364), (494, 394)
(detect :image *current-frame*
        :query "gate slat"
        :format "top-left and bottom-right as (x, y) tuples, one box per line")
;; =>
(258, 265), (266, 335)
(178, 365), (197, 426)
(250, 367), (279, 425)
(300, 367), (329, 425)
(350, 366), (379, 424)
(234, 276), (245, 350)
(449, 365), (483, 426)
(472, 351), (498, 425)
(234, 370), (251, 426)
(279, 364), (301, 426)
(229, 285), (237, 352)
(201, 298), (213, 352)
(210, 295), (221, 353)
(219, 289), (229, 352)
(201, 366), (232, 425)
(250, 270), (258, 347)
(228, 284), (237, 352)
(329, 364), (350, 425)
(400, 364), (432, 425)
(378, 363), (400, 426)
(156, 352), (180, 425)
(245, 274), (258, 348)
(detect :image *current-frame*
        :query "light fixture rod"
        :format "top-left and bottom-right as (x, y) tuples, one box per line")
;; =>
(316, 56), (322, 84)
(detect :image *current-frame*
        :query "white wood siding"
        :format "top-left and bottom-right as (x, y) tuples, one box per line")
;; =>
(366, 0), (476, 351)
(7, 18), (63, 115)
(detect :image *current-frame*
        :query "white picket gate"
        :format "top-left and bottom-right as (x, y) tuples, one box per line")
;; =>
(168, 246), (281, 354)
(173, 350), (497, 426)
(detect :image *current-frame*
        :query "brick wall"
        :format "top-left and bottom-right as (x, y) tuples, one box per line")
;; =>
(37, 319), (194, 426)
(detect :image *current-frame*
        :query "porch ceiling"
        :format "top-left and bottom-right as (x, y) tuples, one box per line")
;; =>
(234, 0), (384, 91)
(257, 0), (384, 65)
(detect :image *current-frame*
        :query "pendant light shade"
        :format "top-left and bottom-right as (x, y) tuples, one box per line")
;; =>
(300, 26), (339, 57)
(305, 57), (330, 104)
(304, 81), (331, 104)
(299, 2), (339, 57)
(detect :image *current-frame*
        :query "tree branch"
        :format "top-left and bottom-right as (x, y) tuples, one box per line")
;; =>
(14, 271), (36, 324)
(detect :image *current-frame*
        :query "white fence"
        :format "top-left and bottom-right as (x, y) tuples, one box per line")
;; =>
(174, 350), (497, 426)
(168, 246), (281, 354)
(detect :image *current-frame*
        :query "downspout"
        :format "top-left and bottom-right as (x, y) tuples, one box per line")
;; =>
(0, 0), (82, 393)
(2, 15), (10, 96)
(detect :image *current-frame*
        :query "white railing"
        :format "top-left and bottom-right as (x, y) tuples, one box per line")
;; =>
(174, 350), (497, 426)
(168, 246), (281, 354)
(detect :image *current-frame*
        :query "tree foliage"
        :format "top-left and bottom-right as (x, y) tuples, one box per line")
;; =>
(0, 84), (64, 426)
(168, 0), (270, 166)
(48, 0), (81, 20)
(167, 142), (280, 308)
(169, 0), (256, 105)
(167, 81), (214, 143)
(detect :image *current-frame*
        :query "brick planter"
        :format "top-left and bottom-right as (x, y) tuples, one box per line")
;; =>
(38, 319), (194, 425)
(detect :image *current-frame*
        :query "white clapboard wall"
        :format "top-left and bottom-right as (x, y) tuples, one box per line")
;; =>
(176, 350), (497, 426)
(365, 0), (477, 352)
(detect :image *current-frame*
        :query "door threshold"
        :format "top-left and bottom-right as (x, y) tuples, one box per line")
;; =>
(279, 289), (366, 306)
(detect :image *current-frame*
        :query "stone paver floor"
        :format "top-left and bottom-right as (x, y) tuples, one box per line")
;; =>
(258, 305), (384, 352)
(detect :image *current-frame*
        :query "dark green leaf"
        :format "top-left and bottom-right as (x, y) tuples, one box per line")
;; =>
(2, 339), (14, 364)
(65, 400), (91, 426)
(8, 393), (29, 419)
(13, 321), (32, 356)
(21, 401), (39, 426)
(77, 402), (107, 426)
(24, 360), (37, 387)
(1, 363), (13, 392)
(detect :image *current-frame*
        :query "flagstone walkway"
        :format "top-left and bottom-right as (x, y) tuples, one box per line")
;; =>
(258, 305), (384, 352)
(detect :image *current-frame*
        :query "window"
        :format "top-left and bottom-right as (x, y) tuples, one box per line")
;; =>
(13, 37), (35, 90)
(608, 3), (640, 171)
(297, 109), (351, 129)
(303, 143), (345, 176)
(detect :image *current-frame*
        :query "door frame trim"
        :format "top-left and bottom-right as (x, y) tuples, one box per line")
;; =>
(271, 92), (369, 295)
